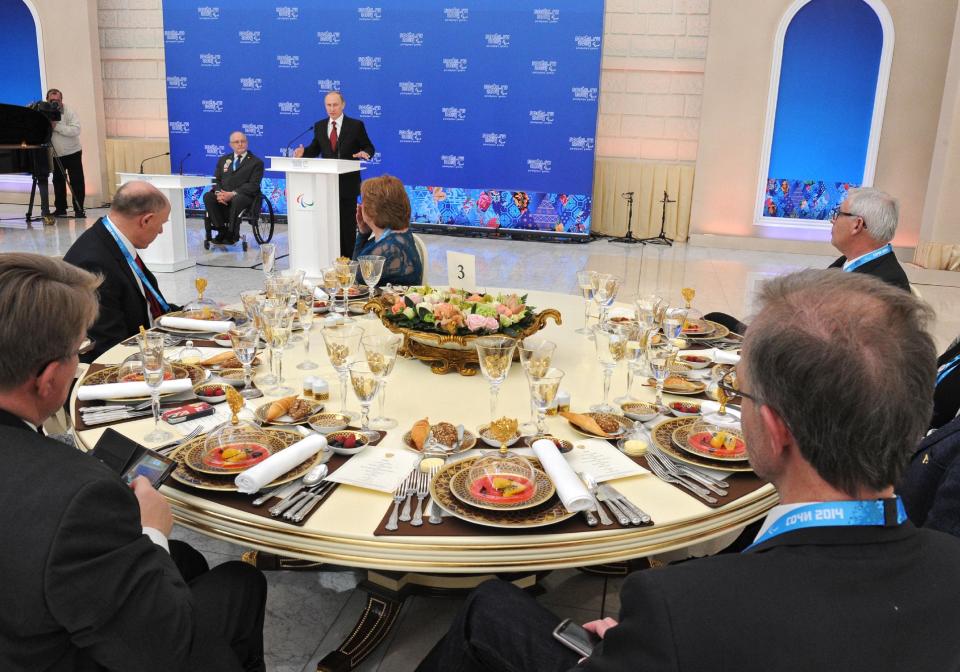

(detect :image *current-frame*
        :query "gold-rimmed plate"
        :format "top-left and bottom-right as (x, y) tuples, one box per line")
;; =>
(672, 424), (748, 462)
(182, 441), (278, 475)
(254, 399), (324, 426)
(651, 417), (753, 473)
(170, 429), (321, 491)
(80, 364), (206, 402)
(682, 319), (716, 337)
(156, 309), (238, 334)
(429, 457), (575, 529)
(449, 467), (555, 511)
(683, 320), (730, 340)
(401, 428), (477, 454)
(648, 378), (707, 396)
(564, 412), (632, 439)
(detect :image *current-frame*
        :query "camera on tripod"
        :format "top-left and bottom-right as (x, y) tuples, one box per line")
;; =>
(28, 100), (62, 122)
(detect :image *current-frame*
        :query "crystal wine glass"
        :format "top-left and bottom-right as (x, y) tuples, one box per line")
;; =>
(614, 321), (645, 404)
(139, 331), (173, 442)
(262, 300), (295, 396)
(334, 259), (360, 321)
(260, 242), (276, 279)
(475, 336), (517, 422)
(591, 323), (628, 413)
(634, 294), (664, 330)
(285, 270), (307, 344)
(295, 293), (318, 370)
(358, 255), (385, 319)
(663, 306), (689, 341)
(646, 338), (679, 410)
(361, 333), (402, 429)
(348, 361), (380, 430)
(575, 270), (599, 335)
(240, 290), (274, 385)
(229, 325), (260, 398)
(322, 325), (364, 419)
(518, 338), (556, 435)
(593, 274), (622, 330)
(528, 367), (564, 436)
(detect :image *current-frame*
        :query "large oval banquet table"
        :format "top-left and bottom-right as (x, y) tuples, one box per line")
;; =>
(71, 286), (776, 669)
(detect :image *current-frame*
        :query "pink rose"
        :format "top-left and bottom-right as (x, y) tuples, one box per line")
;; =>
(483, 316), (500, 331)
(466, 294), (484, 303)
(433, 302), (459, 321)
(496, 304), (511, 316)
(465, 314), (488, 332)
(407, 292), (423, 305)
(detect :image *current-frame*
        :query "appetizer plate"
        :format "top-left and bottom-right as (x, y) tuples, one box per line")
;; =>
(254, 399), (324, 426)
(650, 417), (753, 473)
(564, 412), (632, 439)
(449, 467), (555, 511)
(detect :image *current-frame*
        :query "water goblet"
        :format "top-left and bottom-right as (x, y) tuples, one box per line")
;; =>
(634, 294), (664, 330)
(322, 325), (364, 419)
(334, 259), (360, 320)
(260, 243), (276, 279)
(475, 336), (517, 422)
(229, 325), (260, 398)
(528, 367), (565, 436)
(663, 306), (689, 341)
(593, 274), (622, 330)
(358, 255), (385, 319)
(518, 338), (557, 435)
(646, 338), (679, 411)
(591, 323), (628, 413)
(139, 331), (173, 442)
(575, 270), (599, 335)
(295, 295), (318, 370)
(348, 362), (380, 431)
(362, 333), (403, 429)
(262, 300), (295, 396)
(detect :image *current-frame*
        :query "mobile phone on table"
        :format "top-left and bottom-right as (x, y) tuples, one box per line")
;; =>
(552, 618), (600, 657)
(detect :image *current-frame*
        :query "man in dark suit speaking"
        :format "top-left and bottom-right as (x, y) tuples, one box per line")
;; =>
(293, 90), (375, 258)
(416, 270), (960, 672)
(0, 253), (266, 671)
(203, 131), (265, 245)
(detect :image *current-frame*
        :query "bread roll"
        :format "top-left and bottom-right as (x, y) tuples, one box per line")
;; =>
(266, 395), (298, 421)
(411, 418), (430, 451)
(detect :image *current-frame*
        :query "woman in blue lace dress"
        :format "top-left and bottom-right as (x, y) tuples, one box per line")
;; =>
(352, 174), (423, 287)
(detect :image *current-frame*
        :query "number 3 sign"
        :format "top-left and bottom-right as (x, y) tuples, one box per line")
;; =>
(446, 251), (477, 290)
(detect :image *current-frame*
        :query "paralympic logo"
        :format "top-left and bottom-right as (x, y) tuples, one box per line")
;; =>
(295, 194), (315, 209)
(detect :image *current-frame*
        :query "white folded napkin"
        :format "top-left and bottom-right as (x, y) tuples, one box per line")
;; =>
(709, 348), (740, 364)
(607, 306), (635, 320)
(159, 316), (234, 332)
(531, 439), (593, 513)
(77, 378), (193, 400)
(235, 434), (327, 494)
(314, 287), (330, 301)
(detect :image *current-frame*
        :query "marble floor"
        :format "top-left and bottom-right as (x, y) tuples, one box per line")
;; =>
(2, 205), (958, 671)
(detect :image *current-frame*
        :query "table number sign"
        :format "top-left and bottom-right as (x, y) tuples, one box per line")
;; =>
(447, 251), (477, 290)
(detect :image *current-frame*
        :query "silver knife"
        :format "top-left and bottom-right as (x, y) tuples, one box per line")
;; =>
(601, 484), (651, 524)
(594, 487), (631, 525)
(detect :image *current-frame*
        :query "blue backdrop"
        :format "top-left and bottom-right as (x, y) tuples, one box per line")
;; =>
(0, 0), (42, 106)
(162, 1), (603, 236)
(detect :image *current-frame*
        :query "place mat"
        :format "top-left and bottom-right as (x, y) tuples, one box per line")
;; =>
(627, 452), (767, 509)
(165, 429), (387, 527)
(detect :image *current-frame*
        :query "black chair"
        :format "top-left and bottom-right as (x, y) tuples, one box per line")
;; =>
(203, 191), (275, 252)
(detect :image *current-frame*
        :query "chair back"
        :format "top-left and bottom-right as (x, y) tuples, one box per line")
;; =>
(412, 233), (428, 284)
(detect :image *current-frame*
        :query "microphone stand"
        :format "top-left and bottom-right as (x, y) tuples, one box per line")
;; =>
(608, 191), (641, 244)
(139, 151), (170, 174)
(177, 152), (191, 175)
(639, 190), (675, 247)
(284, 124), (313, 157)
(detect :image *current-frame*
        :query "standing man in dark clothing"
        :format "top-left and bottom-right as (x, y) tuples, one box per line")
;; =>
(293, 90), (375, 258)
(203, 131), (265, 244)
(46, 88), (86, 218)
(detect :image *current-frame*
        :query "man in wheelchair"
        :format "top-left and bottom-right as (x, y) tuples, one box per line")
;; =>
(203, 131), (264, 245)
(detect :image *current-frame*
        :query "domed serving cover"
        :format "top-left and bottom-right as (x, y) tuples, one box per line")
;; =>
(202, 386), (270, 463)
(467, 418), (538, 503)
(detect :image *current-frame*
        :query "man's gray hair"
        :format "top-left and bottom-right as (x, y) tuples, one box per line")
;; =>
(846, 187), (898, 244)
(111, 181), (169, 218)
(743, 269), (935, 495)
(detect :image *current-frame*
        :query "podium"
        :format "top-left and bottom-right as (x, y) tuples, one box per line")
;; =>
(118, 172), (211, 273)
(266, 156), (365, 277)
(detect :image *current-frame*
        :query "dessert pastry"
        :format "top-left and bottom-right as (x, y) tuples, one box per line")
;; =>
(411, 418), (430, 451)
(560, 411), (622, 437)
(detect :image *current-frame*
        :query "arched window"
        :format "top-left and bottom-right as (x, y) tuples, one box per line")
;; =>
(0, 0), (44, 105)
(755, 0), (893, 228)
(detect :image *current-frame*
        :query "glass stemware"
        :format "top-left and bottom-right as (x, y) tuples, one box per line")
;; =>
(528, 367), (564, 436)
(284, 270), (307, 344)
(518, 338), (557, 435)
(663, 306), (689, 341)
(322, 325), (364, 419)
(614, 322), (646, 404)
(260, 243), (276, 279)
(229, 325), (260, 398)
(334, 259), (360, 321)
(591, 323), (628, 413)
(361, 333), (402, 429)
(635, 294), (664, 330)
(348, 362), (380, 430)
(240, 290), (275, 385)
(262, 300), (295, 396)
(646, 338), (679, 410)
(295, 294), (318, 370)
(358, 255), (385, 319)
(593, 274), (622, 331)
(139, 331), (173, 442)
(475, 336), (518, 422)
(575, 270), (598, 335)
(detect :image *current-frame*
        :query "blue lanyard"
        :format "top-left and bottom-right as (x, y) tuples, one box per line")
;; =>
(937, 352), (960, 386)
(102, 216), (170, 313)
(843, 244), (893, 272)
(746, 497), (907, 551)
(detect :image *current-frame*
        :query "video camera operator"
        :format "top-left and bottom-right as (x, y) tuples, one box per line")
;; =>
(45, 88), (85, 219)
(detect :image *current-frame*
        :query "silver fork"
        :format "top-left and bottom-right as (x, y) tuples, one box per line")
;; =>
(155, 426), (203, 456)
(398, 472), (419, 522)
(411, 471), (430, 527)
(646, 451), (718, 504)
(385, 476), (411, 531)
(648, 445), (729, 495)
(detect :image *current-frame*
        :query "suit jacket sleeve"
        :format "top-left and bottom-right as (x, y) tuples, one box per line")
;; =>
(45, 479), (194, 671)
(302, 122), (324, 158)
(212, 154), (226, 190)
(353, 119), (375, 157)
(571, 572), (681, 671)
(69, 255), (145, 358)
(234, 156), (264, 199)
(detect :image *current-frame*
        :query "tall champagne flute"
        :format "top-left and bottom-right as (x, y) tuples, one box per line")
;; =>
(348, 362), (380, 430)
(362, 333), (402, 429)
(229, 325), (260, 398)
(614, 321), (644, 404)
(518, 338), (556, 435)
(139, 332), (172, 442)
(591, 323), (627, 413)
(358, 255), (385, 319)
(262, 300), (295, 396)
(575, 270), (598, 335)
(322, 325), (364, 419)
(295, 295), (318, 370)
(647, 338), (678, 410)
(528, 367), (564, 436)
(475, 336), (517, 422)
(260, 243), (276, 279)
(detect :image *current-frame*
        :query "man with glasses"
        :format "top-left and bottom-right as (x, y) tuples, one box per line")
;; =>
(416, 270), (960, 672)
(0, 253), (267, 671)
(203, 131), (265, 245)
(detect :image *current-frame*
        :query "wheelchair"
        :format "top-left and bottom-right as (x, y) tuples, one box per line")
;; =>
(203, 191), (275, 252)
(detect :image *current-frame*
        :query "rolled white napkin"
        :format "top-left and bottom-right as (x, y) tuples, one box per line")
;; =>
(710, 348), (740, 364)
(607, 306), (635, 320)
(77, 378), (193, 400)
(531, 439), (593, 513)
(159, 316), (234, 332)
(235, 434), (327, 494)
(314, 287), (330, 301)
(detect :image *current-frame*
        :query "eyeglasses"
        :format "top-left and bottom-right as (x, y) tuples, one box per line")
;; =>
(718, 371), (757, 404)
(35, 338), (95, 377)
(829, 208), (865, 227)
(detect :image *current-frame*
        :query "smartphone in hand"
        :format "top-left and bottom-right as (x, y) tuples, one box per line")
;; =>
(552, 618), (600, 657)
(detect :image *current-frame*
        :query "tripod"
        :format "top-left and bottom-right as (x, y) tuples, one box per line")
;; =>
(638, 190), (675, 246)
(608, 191), (642, 244)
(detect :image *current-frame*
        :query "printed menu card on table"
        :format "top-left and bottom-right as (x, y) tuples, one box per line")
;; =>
(325, 445), (421, 493)
(563, 439), (649, 482)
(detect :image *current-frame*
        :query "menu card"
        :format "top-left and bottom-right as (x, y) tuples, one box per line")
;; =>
(563, 439), (648, 482)
(324, 444), (420, 493)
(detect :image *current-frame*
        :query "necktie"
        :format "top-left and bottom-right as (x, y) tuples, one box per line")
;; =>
(330, 121), (338, 152)
(134, 255), (164, 320)
(232, 155), (239, 171)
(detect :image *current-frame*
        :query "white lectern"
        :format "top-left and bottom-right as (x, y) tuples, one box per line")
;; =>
(266, 156), (364, 277)
(118, 172), (211, 273)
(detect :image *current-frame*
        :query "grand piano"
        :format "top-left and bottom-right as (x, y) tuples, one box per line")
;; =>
(0, 102), (55, 224)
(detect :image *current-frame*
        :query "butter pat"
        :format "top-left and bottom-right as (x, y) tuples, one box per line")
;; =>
(420, 457), (444, 472)
(623, 439), (648, 456)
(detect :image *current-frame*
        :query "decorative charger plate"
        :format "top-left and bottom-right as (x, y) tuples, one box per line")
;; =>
(650, 378), (708, 396)
(682, 319), (716, 336)
(401, 428), (477, 454)
(254, 400), (325, 426)
(683, 320), (730, 340)
(671, 424), (749, 463)
(182, 441), (278, 475)
(565, 412), (632, 439)
(651, 417), (753, 473)
(429, 457), (575, 529)
(449, 466), (556, 511)
(80, 364), (206, 401)
(170, 429), (321, 491)
(322, 285), (370, 298)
